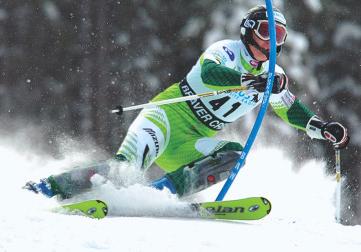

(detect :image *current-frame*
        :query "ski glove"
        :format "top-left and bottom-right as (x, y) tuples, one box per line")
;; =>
(241, 73), (288, 94)
(321, 122), (350, 149)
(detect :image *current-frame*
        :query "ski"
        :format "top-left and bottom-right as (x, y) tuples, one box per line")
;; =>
(190, 197), (271, 220)
(55, 196), (270, 221)
(56, 200), (108, 219)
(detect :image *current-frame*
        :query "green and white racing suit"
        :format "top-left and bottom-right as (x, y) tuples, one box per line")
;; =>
(37, 39), (331, 199)
(117, 39), (321, 174)
(42, 39), (329, 199)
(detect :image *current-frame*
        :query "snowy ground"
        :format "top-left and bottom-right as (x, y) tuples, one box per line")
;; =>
(0, 141), (360, 252)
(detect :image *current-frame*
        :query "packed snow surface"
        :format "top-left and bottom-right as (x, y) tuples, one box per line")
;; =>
(0, 141), (360, 252)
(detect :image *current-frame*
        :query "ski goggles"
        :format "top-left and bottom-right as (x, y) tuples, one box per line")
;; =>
(253, 20), (287, 46)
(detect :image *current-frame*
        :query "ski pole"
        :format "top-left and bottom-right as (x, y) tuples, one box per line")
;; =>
(111, 86), (250, 115)
(335, 148), (341, 223)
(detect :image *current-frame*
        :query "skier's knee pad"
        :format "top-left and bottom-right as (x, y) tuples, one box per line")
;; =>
(166, 151), (242, 197)
(216, 142), (243, 153)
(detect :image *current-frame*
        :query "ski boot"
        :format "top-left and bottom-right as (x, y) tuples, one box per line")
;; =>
(23, 178), (56, 198)
(152, 150), (242, 197)
(23, 159), (115, 199)
(151, 176), (177, 194)
(23, 172), (98, 200)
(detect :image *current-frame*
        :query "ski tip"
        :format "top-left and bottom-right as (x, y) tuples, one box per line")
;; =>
(96, 200), (109, 217)
(261, 197), (272, 215)
(57, 199), (109, 219)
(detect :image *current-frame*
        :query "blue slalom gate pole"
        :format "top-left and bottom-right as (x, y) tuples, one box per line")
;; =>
(216, 0), (277, 201)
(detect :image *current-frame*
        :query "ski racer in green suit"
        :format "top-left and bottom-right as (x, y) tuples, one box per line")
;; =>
(25, 5), (349, 199)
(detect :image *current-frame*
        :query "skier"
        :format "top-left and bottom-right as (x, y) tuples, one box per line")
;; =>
(25, 5), (349, 199)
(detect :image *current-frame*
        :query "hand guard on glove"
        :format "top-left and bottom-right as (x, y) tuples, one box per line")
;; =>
(241, 73), (288, 94)
(321, 122), (350, 149)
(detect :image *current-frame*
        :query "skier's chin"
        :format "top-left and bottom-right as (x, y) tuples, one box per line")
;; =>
(258, 48), (269, 61)
(250, 45), (269, 62)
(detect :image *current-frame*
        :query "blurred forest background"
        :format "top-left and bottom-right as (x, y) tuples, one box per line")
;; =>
(0, 0), (360, 224)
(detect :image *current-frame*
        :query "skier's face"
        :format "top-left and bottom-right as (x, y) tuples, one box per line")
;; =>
(249, 31), (269, 61)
